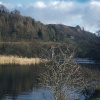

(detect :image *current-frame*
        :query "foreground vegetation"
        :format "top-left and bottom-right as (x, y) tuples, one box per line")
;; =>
(39, 45), (100, 100)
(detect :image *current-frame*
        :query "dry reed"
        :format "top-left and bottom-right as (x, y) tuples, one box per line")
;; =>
(0, 55), (44, 65)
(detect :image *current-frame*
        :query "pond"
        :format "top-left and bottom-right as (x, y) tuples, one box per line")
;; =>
(0, 64), (99, 100)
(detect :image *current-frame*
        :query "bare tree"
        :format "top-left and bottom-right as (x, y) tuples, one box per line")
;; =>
(39, 43), (100, 100)
(39, 44), (87, 100)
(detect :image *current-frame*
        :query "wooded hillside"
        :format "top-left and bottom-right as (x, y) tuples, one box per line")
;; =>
(0, 4), (100, 61)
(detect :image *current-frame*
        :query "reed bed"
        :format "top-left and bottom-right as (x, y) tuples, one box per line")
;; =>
(0, 55), (44, 65)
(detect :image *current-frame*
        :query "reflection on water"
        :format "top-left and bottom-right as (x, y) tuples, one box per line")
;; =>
(0, 64), (41, 100)
(0, 64), (99, 100)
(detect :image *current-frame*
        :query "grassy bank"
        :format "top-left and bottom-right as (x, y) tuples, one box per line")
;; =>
(0, 55), (43, 65)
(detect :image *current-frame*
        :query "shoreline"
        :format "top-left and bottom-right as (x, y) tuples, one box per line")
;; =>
(0, 55), (43, 65)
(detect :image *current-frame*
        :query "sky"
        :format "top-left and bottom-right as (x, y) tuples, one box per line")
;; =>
(0, 0), (100, 33)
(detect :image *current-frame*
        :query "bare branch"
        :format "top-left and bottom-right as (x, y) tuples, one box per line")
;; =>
(39, 43), (100, 100)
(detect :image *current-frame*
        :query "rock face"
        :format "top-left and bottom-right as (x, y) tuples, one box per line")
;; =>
(76, 25), (81, 30)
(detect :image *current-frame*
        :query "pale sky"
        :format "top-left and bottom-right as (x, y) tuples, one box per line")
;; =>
(0, 0), (100, 33)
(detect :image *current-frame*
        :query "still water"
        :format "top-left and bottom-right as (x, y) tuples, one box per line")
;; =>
(0, 64), (44, 100)
(0, 64), (99, 100)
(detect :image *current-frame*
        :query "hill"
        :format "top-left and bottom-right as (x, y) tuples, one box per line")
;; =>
(0, 5), (96, 42)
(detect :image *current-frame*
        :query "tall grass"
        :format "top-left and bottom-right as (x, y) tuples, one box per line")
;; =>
(0, 55), (43, 65)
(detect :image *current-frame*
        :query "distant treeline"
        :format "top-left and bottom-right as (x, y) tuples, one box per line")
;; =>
(0, 42), (45, 57)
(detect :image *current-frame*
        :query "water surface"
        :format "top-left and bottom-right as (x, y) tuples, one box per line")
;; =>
(0, 64), (99, 100)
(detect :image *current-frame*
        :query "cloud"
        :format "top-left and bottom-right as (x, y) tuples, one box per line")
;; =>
(0, 1), (3, 4)
(17, 4), (23, 8)
(0, 1), (15, 10)
(1, 0), (100, 33)
(81, 1), (100, 32)
(49, 1), (59, 6)
(34, 1), (47, 8)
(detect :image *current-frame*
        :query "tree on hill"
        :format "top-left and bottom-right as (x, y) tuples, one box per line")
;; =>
(11, 9), (20, 15)
(38, 29), (43, 39)
(0, 4), (9, 12)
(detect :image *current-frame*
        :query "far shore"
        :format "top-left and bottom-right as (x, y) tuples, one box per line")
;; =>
(0, 55), (45, 65)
